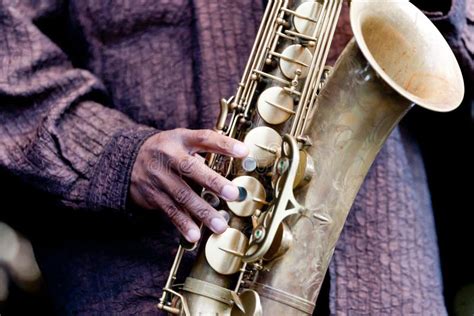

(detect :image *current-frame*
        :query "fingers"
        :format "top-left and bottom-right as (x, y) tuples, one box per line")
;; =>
(150, 190), (201, 243)
(132, 128), (242, 240)
(173, 154), (240, 201)
(184, 129), (249, 158)
(160, 171), (229, 235)
(130, 186), (201, 243)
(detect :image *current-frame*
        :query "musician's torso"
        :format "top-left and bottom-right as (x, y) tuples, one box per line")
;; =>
(24, 0), (352, 131)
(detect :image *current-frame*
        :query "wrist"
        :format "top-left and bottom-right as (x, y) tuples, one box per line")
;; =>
(86, 126), (160, 212)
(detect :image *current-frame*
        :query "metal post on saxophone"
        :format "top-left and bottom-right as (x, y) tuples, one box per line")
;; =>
(158, 0), (464, 315)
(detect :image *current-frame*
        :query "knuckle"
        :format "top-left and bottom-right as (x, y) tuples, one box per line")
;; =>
(164, 128), (185, 139)
(149, 172), (164, 189)
(205, 175), (222, 192)
(216, 138), (233, 152)
(173, 128), (190, 141)
(174, 213), (191, 232)
(164, 203), (179, 218)
(146, 156), (163, 174)
(137, 185), (156, 207)
(178, 156), (197, 176)
(195, 207), (212, 222)
(194, 129), (214, 143)
(151, 148), (169, 161)
(174, 188), (193, 206)
(141, 185), (154, 198)
(148, 152), (174, 176)
(174, 128), (188, 135)
(163, 205), (189, 231)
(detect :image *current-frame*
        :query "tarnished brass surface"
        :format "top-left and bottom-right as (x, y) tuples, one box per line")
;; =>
(244, 135), (304, 263)
(294, 2), (323, 36)
(256, 39), (413, 315)
(254, 2), (464, 314)
(205, 228), (249, 275)
(293, 150), (314, 188)
(257, 87), (295, 125)
(230, 290), (263, 316)
(158, 1), (464, 315)
(279, 44), (313, 79)
(244, 127), (282, 168)
(263, 222), (293, 261)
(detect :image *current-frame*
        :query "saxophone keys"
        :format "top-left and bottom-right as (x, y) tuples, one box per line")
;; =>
(276, 17), (289, 27)
(242, 157), (257, 172)
(263, 222), (293, 261)
(243, 126), (282, 168)
(205, 228), (248, 275)
(257, 87), (295, 125)
(278, 44), (313, 79)
(230, 290), (262, 316)
(227, 176), (266, 217)
(307, 40), (317, 48)
(293, 2), (323, 37)
(294, 150), (315, 189)
(216, 97), (231, 131)
(201, 190), (220, 208)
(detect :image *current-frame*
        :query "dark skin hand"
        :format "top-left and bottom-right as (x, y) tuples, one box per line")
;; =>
(130, 128), (249, 243)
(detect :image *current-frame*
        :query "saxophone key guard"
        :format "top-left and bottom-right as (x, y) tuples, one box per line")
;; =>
(244, 135), (305, 263)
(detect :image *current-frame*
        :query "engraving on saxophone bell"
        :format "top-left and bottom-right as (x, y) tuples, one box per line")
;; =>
(243, 127), (282, 168)
(293, 2), (323, 37)
(205, 228), (248, 275)
(257, 87), (295, 125)
(278, 44), (313, 79)
(227, 176), (267, 217)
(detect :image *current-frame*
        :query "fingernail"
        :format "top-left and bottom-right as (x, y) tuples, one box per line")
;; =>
(186, 229), (201, 242)
(210, 217), (228, 233)
(222, 184), (239, 201)
(233, 143), (249, 157)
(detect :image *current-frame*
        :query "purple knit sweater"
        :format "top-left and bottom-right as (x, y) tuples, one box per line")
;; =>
(0, 0), (472, 315)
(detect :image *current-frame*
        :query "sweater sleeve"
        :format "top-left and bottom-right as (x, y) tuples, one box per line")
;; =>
(0, 3), (159, 211)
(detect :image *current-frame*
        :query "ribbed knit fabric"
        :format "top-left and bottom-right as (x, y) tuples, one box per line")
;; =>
(0, 0), (471, 315)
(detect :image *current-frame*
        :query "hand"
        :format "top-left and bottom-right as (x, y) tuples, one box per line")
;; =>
(129, 128), (249, 242)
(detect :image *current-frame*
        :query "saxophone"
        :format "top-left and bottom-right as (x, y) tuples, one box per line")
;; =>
(158, 0), (464, 315)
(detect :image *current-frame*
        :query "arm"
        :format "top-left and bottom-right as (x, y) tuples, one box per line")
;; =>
(0, 2), (157, 212)
(0, 2), (249, 243)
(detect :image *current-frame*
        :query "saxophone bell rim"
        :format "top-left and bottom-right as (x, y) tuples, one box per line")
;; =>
(350, 0), (465, 112)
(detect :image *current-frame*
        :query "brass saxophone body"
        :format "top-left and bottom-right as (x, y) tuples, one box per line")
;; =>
(158, 1), (464, 315)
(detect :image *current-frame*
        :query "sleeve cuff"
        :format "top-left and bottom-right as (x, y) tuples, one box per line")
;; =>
(86, 126), (160, 212)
